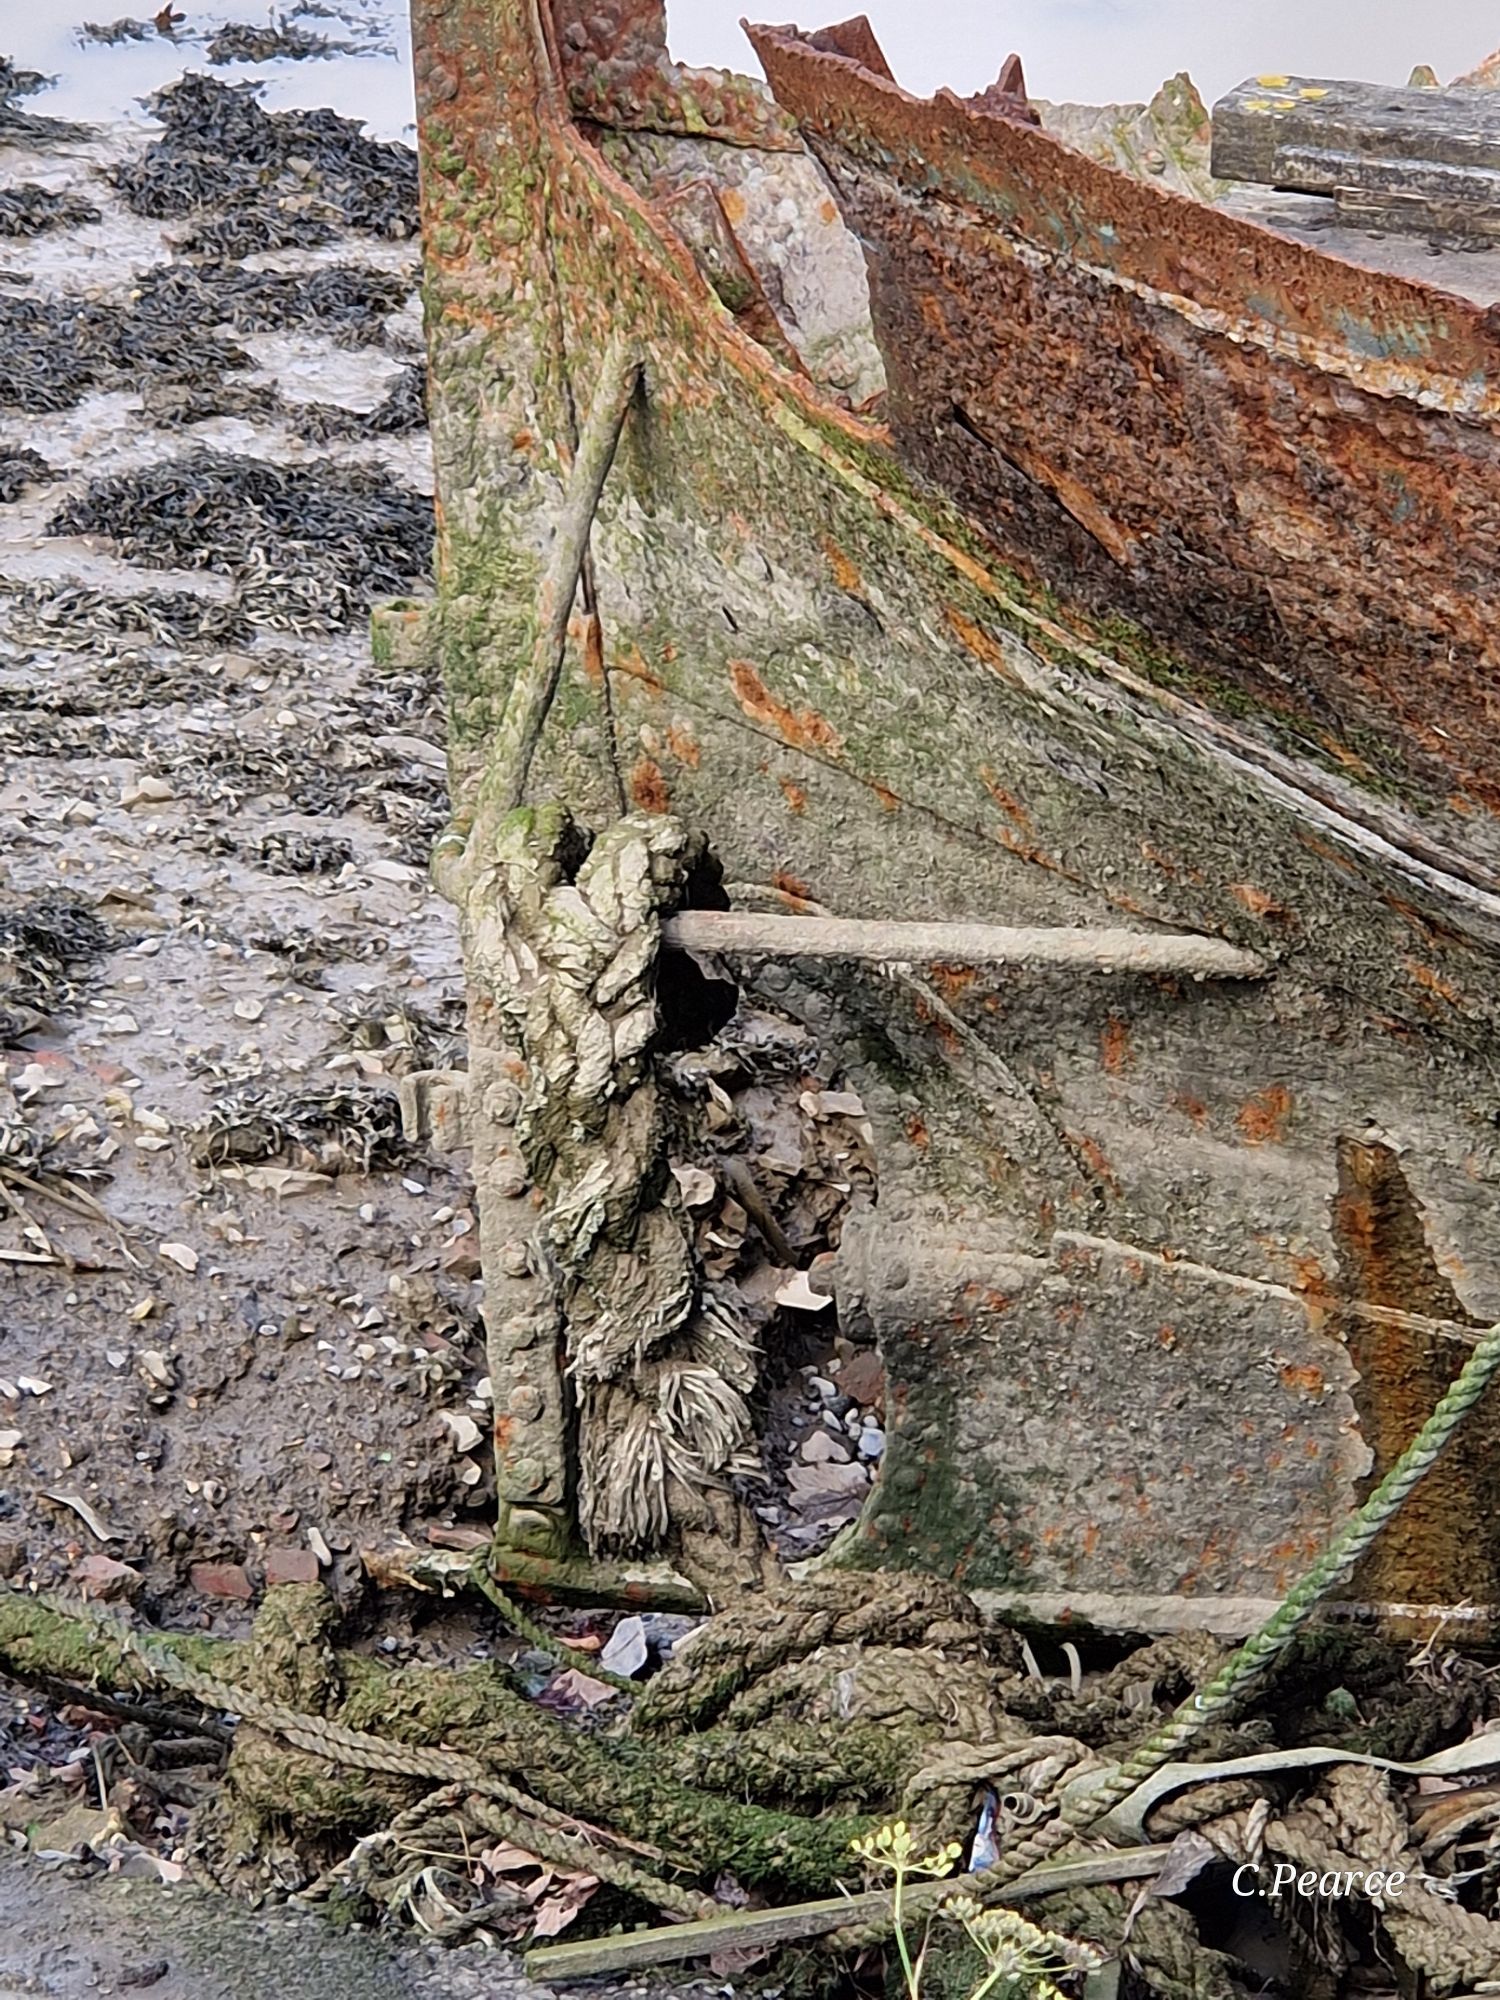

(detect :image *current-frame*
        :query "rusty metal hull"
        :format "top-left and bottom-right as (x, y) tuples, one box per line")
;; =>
(749, 23), (1500, 847)
(411, 0), (1500, 1632)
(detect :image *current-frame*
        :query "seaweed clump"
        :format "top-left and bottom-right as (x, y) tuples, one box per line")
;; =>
(0, 291), (249, 413)
(187, 1081), (407, 1173)
(205, 22), (335, 64)
(110, 74), (418, 256)
(133, 259), (413, 349)
(0, 448), (57, 504)
(0, 896), (117, 1044)
(0, 56), (91, 145)
(47, 451), (433, 629)
(0, 184), (103, 238)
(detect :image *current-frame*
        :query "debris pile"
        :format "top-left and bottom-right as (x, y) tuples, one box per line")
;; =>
(663, 1007), (879, 1552)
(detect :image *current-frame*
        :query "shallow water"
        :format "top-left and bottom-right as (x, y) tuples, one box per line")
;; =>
(0, 0), (413, 140)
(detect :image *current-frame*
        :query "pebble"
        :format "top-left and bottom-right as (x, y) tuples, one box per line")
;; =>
(858, 1426), (885, 1460)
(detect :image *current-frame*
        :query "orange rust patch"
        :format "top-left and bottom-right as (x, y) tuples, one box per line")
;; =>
(772, 868), (811, 902)
(1236, 1085), (1293, 1146)
(978, 767), (1032, 830)
(510, 428), (536, 454)
(1278, 1362), (1326, 1398)
(581, 612), (605, 687)
(1228, 881), (1290, 920)
(778, 776), (808, 814)
(609, 644), (664, 695)
(1100, 1014), (1132, 1076)
(945, 606), (1018, 683)
(1172, 1092), (1209, 1127)
(719, 186), (747, 225)
(1139, 841), (1177, 878)
(818, 196), (838, 225)
(665, 722), (701, 768)
(728, 659), (843, 756)
(629, 759), (670, 814)
(928, 962), (977, 1001)
(1069, 1132), (1120, 1193)
(1403, 956), (1463, 1008)
(871, 782), (901, 813)
(1157, 1325), (1177, 1350)
(822, 538), (863, 594)
(905, 1114), (930, 1150)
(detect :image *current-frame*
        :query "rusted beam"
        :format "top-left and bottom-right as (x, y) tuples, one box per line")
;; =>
(663, 911), (1267, 979)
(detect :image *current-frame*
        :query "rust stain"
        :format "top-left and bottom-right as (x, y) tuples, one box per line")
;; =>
(609, 643), (664, 694)
(772, 867), (811, 900)
(581, 610), (606, 687)
(665, 721), (701, 767)
(777, 775), (808, 814)
(1403, 956), (1463, 1008)
(1236, 1084), (1293, 1145)
(728, 658), (844, 756)
(945, 605), (1019, 683)
(1228, 881), (1291, 920)
(1172, 1091), (1209, 1127)
(823, 537), (863, 593)
(1068, 1132), (1120, 1194)
(927, 962), (977, 1000)
(978, 767), (1032, 830)
(1099, 1014), (1132, 1075)
(871, 781), (902, 812)
(1278, 1362), (1326, 1398)
(628, 757), (670, 812)
(905, 1113), (930, 1150)
(1333, 1137), (1500, 1609)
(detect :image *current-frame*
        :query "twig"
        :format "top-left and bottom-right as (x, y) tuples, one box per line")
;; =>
(523, 1845), (1176, 1979)
(662, 912), (1266, 980)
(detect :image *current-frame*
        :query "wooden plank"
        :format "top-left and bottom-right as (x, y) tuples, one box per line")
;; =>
(1212, 75), (1500, 220)
(524, 1844), (1177, 1980)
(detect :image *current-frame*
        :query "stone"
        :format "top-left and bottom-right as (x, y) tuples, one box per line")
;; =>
(800, 1428), (851, 1464)
(836, 1348), (884, 1411)
(264, 1546), (319, 1586)
(190, 1561), (253, 1600)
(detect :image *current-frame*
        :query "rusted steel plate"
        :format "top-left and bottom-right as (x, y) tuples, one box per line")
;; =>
(746, 22), (1500, 835)
(553, 0), (800, 147)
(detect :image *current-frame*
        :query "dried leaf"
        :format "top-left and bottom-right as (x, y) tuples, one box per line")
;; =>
(531, 1875), (599, 1937)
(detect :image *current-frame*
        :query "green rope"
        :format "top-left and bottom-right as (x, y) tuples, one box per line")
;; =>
(468, 1551), (640, 1694)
